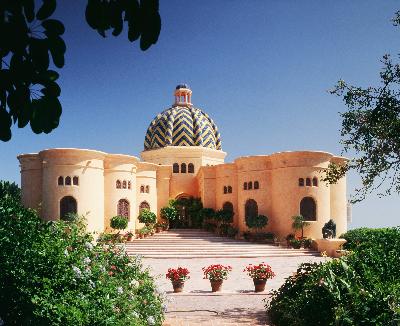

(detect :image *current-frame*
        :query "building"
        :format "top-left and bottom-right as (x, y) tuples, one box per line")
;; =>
(18, 84), (347, 239)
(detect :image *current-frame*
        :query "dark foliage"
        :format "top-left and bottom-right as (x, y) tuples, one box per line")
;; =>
(0, 0), (161, 141)
(322, 219), (337, 239)
(267, 227), (400, 326)
(324, 10), (400, 202)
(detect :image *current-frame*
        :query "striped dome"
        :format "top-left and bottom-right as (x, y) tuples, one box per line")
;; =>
(144, 106), (222, 151)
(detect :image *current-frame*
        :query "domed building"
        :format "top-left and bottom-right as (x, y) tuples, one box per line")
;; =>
(17, 85), (348, 239)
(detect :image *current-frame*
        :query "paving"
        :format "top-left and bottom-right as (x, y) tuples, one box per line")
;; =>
(126, 229), (326, 325)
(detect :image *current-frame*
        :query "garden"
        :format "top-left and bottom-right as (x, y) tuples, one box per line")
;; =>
(0, 181), (165, 326)
(266, 226), (400, 325)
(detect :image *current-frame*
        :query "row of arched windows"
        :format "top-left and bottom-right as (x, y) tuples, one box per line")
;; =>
(244, 196), (316, 221)
(299, 177), (318, 187)
(140, 185), (150, 193)
(116, 180), (132, 189)
(223, 186), (233, 194)
(243, 181), (259, 190)
(58, 176), (79, 186)
(173, 163), (195, 174)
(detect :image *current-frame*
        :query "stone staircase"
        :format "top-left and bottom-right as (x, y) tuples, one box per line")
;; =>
(125, 229), (319, 258)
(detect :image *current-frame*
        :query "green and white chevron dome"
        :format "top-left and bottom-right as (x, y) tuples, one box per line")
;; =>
(144, 106), (222, 150)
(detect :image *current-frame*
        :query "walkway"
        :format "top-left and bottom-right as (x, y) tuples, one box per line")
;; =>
(126, 230), (326, 325)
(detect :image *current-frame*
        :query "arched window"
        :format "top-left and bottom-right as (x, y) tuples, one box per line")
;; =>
(300, 197), (316, 221)
(254, 181), (259, 189)
(65, 176), (71, 186)
(139, 201), (150, 212)
(116, 180), (121, 189)
(58, 176), (64, 186)
(173, 163), (179, 173)
(223, 186), (227, 194)
(312, 177), (318, 187)
(145, 185), (150, 193)
(188, 163), (194, 173)
(306, 178), (311, 186)
(223, 201), (234, 213)
(245, 199), (258, 218)
(299, 178), (304, 187)
(117, 199), (130, 220)
(122, 180), (127, 189)
(181, 163), (187, 173)
(248, 181), (253, 190)
(140, 185), (145, 193)
(128, 181), (131, 189)
(60, 196), (77, 220)
(228, 186), (232, 193)
(244, 182), (247, 190)
(73, 176), (79, 186)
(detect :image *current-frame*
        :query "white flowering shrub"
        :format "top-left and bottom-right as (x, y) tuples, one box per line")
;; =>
(0, 196), (164, 325)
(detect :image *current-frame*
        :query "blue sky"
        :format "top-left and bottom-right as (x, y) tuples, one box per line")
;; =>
(1, 1), (399, 229)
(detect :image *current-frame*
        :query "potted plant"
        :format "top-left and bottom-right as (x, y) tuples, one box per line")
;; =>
(245, 214), (268, 241)
(165, 267), (190, 293)
(286, 233), (295, 247)
(302, 238), (313, 249)
(110, 215), (128, 242)
(138, 209), (157, 226)
(244, 262), (275, 292)
(290, 238), (302, 249)
(202, 264), (232, 292)
(125, 231), (134, 241)
(138, 227), (147, 239)
(291, 215), (310, 239)
(155, 223), (163, 233)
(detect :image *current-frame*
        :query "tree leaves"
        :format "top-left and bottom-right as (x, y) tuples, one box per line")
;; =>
(36, 0), (56, 20)
(0, 1), (65, 141)
(85, 0), (161, 50)
(1, 0), (161, 141)
(329, 52), (400, 202)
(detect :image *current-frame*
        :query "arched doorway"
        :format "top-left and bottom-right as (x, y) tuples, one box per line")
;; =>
(60, 196), (77, 220)
(245, 199), (258, 218)
(300, 197), (316, 221)
(171, 194), (203, 229)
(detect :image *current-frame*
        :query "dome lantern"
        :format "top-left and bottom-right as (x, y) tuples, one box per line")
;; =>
(174, 84), (192, 107)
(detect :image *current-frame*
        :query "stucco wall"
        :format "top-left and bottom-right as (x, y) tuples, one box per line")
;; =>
(38, 149), (106, 233)
(104, 154), (138, 232)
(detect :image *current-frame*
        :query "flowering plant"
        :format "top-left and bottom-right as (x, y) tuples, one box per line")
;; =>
(166, 267), (190, 282)
(202, 264), (232, 281)
(244, 263), (275, 280)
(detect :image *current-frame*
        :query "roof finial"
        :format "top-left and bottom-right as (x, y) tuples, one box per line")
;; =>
(174, 84), (192, 107)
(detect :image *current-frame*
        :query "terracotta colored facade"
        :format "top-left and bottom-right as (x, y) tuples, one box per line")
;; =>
(18, 85), (347, 239)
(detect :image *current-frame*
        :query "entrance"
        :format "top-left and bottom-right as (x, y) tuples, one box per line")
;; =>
(170, 195), (203, 229)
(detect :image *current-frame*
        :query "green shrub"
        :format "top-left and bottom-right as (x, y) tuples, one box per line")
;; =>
(227, 226), (238, 238)
(289, 239), (302, 249)
(245, 214), (268, 230)
(215, 209), (234, 224)
(110, 215), (128, 230)
(339, 227), (398, 250)
(138, 209), (157, 226)
(160, 205), (178, 222)
(0, 180), (21, 200)
(201, 208), (215, 220)
(301, 238), (313, 249)
(267, 227), (400, 326)
(0, 195), (165, 325)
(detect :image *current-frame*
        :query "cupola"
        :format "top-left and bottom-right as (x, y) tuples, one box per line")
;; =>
(173, 84), (192, 107)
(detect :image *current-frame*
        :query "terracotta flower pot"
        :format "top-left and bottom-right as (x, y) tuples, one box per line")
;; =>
(172, 281), (185, 293)
(210, 279), (223, 292)
(253, 279), (267, 292)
